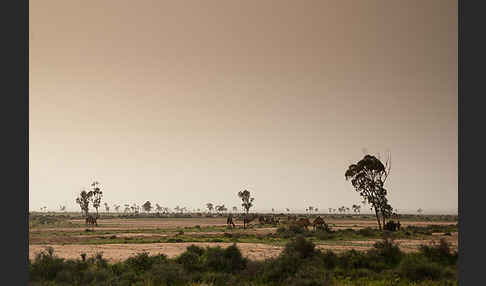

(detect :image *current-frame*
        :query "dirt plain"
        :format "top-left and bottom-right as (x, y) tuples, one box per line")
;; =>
(30, 216), (458, 263)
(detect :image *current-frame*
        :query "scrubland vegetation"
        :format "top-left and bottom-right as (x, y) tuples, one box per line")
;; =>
(30, 236), (457, 286)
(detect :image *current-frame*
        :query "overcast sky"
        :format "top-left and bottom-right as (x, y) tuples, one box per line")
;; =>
(30, 0), (457, 214)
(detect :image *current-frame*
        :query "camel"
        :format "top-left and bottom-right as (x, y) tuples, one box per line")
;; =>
(85, 215), (98, 227)
(258, 215), (266, 225)
(287, 215), (297, 224)
(312, 216), (329, 231)
(226, 213), (236, 228)
(384, 212), (401, 231)
(295, 218), (311, 230)
(243, 214), (259, 229)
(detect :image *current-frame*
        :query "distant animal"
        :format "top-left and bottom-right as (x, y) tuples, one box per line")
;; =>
(295, 218), (311, 230)
(384, 220), (400, 231)
(258, 215), (266, 225)
(85, 215), (98, 227)
(287, 215), (297, 224)
(226, 214), (235, 228)
(384, 212), (401, 231)
(312, 216), (329, 231)
(243, 214), (259, 229)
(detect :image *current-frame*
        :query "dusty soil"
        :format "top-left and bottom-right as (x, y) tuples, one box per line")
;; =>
(30, 233), (458, 263)
(30, 242), (283, 262)
(29, 217), (458, 262)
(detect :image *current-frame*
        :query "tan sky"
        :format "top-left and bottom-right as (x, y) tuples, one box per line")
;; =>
(30, 0), (457, 213)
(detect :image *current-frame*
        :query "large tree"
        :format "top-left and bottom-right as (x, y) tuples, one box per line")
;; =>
(89, 181), (103, 217)
(237, 189), (254, 216)
(345, 154), (392, 230)
(75, 189), (91, 217)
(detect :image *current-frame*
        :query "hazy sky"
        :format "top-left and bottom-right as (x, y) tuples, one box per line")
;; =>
(30, 0), (457, 213)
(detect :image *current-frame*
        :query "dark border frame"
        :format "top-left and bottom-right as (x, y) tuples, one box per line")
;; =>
(2, 0), (484, 284)
(458, 0), (486, 284)
(2, 0), (29, 284)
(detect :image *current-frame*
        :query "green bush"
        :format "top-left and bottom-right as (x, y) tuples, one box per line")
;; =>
(204, 244), (247, 273)
(419, 238), (458, 265)
(282, 236), (317, 259)
(399, 254), (443, 281)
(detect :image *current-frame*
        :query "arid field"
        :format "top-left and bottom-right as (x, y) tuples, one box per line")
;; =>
(30, 214), (458, 263)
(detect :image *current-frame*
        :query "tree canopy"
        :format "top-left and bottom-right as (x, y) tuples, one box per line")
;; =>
(345, 154), (393, 230)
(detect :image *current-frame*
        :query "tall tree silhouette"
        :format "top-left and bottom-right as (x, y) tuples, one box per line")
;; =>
(345, 154), (392, 230)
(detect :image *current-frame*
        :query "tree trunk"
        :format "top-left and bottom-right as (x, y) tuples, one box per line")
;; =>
(374, 208), (382, 231)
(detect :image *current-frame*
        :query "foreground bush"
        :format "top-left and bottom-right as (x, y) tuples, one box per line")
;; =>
(29, 237), (457, 286)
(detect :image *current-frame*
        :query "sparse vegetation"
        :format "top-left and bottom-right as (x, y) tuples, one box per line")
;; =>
(29, 236), (457, 285)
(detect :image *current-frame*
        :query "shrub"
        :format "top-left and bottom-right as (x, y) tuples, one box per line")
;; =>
(358, 227), (376, 237)
(370, 237), (403, 266)
(142, 262), (188, 286)
(399, 254), (443, 281)
(204, 244), (247, 273)
(318, 250), (338, 269)
(125, 252), (167, 273)
(177, 251), (203, 272)
(186, 244), (205, 256)
(30, 248), (66, 282)
(419, 238), (457, 265)
(282, 236), (317, 259)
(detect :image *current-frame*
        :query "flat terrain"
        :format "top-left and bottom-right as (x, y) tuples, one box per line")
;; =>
(30, 215), (458, 263)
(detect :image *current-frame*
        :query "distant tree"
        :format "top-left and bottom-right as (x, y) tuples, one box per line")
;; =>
(206, 203), (214, 214)
(308, 206), (314, 214)
(216, 204), (227, 215)
(271, 208), (275, 213)
(104, 202), (110, 213)
(328, 208), (333, 214)
(286, 208), (290, 213)
(88, 181), (103, 217)
(232, 206), (238, 213)
(142, 201), (152, 213)
(315, 208), (319, 213)
(417, 208), (423, 215)
(345, 154), (393, 230)
(124, 204), (130, 213)
(75, 189), (91, 217)
(174, 206), (181, 214)
(114, 204), (120, 213)
(131, 203), (139, 214)
(155, 203), (163, 214)
(59, 205), (66, 212)
(237, 189), (255, 216)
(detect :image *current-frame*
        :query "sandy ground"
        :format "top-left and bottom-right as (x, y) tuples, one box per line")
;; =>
(30, 242), (283, 262)
(29, 217), (458, 263)
(29, 234), (458, 263)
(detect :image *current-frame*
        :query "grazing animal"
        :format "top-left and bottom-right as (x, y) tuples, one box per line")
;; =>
(243, 214), (258, 229)
(85, 215), (98, 227)
(287, 215), (297, 224)
(295, 218), (311, 230)
(258, 215), (266, 225)
(226, 214), (236, 228)
(312, 216), (329, 231)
